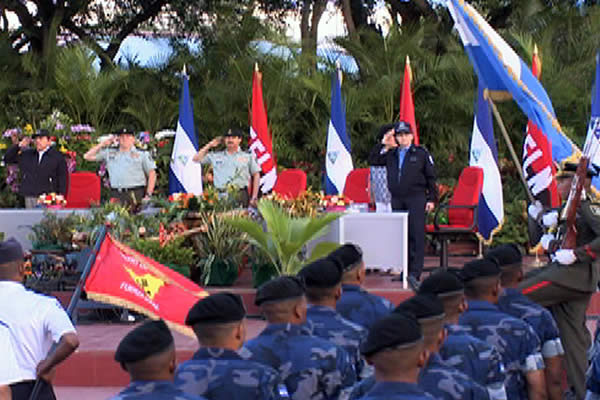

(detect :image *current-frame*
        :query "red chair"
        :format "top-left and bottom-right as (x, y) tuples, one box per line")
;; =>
(425, 166), (484, 268)
(65, 172), (101, 208)
(273, 169), (307, 199)
(343, 168), (371, 203)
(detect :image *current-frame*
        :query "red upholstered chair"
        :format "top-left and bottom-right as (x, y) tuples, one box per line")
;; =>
(65, 172), (101, 208)
(272, 169), (307, 199)
(425, 166), (484, 268)
(343, 168), (371, 203)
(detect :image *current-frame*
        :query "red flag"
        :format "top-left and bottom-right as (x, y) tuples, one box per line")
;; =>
(399, 55), (419, 145)
(84, 234), (209, 337)
(250, 64), (277, 193)
(522, 45), (560, 208)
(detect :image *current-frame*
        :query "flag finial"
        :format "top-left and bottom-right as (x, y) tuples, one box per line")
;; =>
(336, 60), (343, 85)
(255, 62), (259, 72)
(406, 55), (410, 65)
(533, 44), (538, 55)
(182, 64), (187, 77)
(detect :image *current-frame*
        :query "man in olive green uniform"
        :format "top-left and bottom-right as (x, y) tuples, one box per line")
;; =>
(193, 128), (260, 207)
(519, 163), (600, 399)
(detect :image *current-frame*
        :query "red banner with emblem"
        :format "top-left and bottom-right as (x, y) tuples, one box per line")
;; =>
(399, 55), (419, 145)
(84, 234), (208, 337)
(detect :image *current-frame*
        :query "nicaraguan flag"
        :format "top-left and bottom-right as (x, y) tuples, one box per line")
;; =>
(325, 68), (353, 195)
(584, 52), (600, 194)
(469, 86), (503, 242)
(169, 72), (203, 195)
(447, 0), (578, 164)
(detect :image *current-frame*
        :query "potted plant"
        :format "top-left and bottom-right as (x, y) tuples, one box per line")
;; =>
(226, 199), (342, 276)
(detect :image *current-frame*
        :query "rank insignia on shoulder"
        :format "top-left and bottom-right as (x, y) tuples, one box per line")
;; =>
(590, 204), (600, 216)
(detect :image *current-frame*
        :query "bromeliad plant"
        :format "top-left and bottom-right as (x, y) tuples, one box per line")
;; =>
(226, 199), (342, 276)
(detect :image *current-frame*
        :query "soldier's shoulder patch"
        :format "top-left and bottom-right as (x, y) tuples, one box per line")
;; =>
(590, 204), (600, 216)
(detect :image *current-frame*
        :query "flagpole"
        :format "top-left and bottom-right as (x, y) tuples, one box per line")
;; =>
(28, 225), (108, 400)
(485, 92), (535, 203)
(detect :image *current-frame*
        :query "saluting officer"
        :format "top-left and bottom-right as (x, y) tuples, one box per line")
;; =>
(175, 292), (288, 399)
(84, 127), (156, 207)
(519, 163), (600, 399)
(368, 121), (437, 282)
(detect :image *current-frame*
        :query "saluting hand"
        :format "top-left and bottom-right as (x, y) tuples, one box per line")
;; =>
(19, 137), (32, 148)
(100, 135), (115, 148)
(425, 202), (435, 212)
(208, 136), (222, 148)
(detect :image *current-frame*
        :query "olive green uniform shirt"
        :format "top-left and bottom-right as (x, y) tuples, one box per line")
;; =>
(95, 147), (156, 189)
(201, 149), (260, 190)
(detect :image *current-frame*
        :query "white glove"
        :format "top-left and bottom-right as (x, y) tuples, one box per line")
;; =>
(528, 200), (543, 220)
(554, 249), (577, 265)
(540, 234), (554, 251)
(542, 211), (559, 228)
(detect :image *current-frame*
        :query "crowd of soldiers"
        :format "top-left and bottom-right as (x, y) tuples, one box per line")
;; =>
(107, 238), (600, 400)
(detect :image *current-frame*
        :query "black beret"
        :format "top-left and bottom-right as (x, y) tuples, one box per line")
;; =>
(298, 257), (343, 288)
(485, 244), (522, 267)
(114, 320), (173, 364)
(224, 128), (243, 137)
(559, 162), (599, 178)
(394, 121), (412, 134)
(418, 271), (464, 297)
(394, 294), (445, 321)
(32, 129), (50, 138)
(461, 258), (501, 282)
(328, 244), (363, 271)
(360, 312), (423, 356)
(185, 292), (246, 326)
(255, 275), (305, 306)
(115, 127), (135, 135)
(0, 238), (24, 264)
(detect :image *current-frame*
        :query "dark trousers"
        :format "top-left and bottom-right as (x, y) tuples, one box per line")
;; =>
(109, 186), (145, 208)
(10, 380), (56, 400)
(391, 193), (426, 279)
(518, 267), (591, 399)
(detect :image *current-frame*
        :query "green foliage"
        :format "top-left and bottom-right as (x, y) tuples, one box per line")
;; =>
(129, 237), (195, 277)
(28, 211), (87, 250)
(226, 199), (342, 275)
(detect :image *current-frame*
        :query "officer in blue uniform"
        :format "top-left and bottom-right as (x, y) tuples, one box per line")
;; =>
(298, 256), (369, 379)
(418, 271), (507, 400)
(110, 320), (206, 400)
(174, 292), (288, 399)
(486, 244), (564, 400)
(242, 275), (356, 399)
(330, 244), (394, 329)
(458, 259), (546, 400)
(368, 121), (437, 281)
(357, 312), (435, 400)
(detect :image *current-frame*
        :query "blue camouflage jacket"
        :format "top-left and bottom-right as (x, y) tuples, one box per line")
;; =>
(356, 381), (435, 400)
(458, 300), (544, 400)
(242, 322), (356, 400)
(498, 288), (563, 359)
(336, 284), (394, 329)
(306, 305), (369, 379)
(110, 381), (207, 400)
(440, 323), (507, 400)
(174, 347), (288, 399)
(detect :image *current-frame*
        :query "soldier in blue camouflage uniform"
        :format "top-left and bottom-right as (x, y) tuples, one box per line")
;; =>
(357, 312), (435, 400)
(418, 271), (507, 400)
(329, 244), (394, 329)
(350, 295), (491, 400)
(243, 275), (356, 399)
(458, 258), (547, 400)
(110, 320), (206, 400)
(586, 346), (600, 399)
(174, 292), (288, 399)
(298, 256), (369, 378)
(486, 244), (564, 400)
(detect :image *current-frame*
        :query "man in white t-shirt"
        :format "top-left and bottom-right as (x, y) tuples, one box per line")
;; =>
(0, 238), (79, 400)
(0, 321), (18, 399)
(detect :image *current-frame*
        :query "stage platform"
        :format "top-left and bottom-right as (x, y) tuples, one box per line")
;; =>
(53, 255), (600, 389)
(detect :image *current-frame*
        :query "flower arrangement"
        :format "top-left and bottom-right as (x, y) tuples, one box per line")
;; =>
(168, 193), (197, 209)
(263, 189), (323, 217)
(37, 193), (67, 207)
(319, 194), (353, 210)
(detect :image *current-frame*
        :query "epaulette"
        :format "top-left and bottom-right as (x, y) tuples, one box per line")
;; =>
(588, 203), (600, 217)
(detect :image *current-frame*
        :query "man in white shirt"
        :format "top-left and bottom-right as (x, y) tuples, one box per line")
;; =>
(0, 238), (79, 400)
(0, 322), (17, 400)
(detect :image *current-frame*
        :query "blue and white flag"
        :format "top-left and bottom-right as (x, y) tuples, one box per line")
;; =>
(325, 68), (353, 195)
(584, 52), (600, 193)
(447, 0), (578, 164)
(470, 85), (503, 242)
(169, 72), (203, 195)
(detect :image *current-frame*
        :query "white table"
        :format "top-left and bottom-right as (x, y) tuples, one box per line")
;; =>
(315, 212), (409, 288)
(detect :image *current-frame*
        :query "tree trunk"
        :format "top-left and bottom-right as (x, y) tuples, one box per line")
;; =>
(340, 0), (356, 36)
(300, 0), (327, 73)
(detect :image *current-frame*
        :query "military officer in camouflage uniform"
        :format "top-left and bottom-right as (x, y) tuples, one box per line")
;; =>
(418, 271), (507, 400)
(358, 312), (435, 400)
(298, 256), (369, 379)
(110, 320), (206, 400)
(459, 259), (546, 400)
(520, 163), (600, 399)
(486, 244), (564, 400)
(330, 244), (394, 329)
(243, 275), (356, 399)
(193, 128), (260, 207)
(174, 292), (288, 399)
